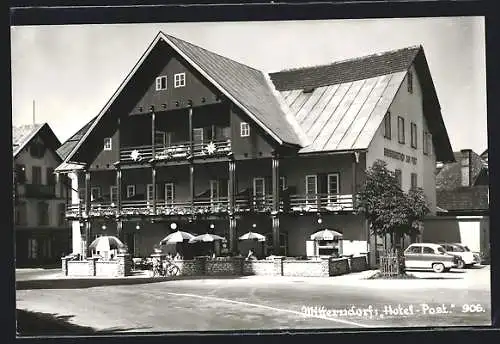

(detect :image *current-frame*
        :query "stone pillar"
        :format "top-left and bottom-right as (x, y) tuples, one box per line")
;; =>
(61, 257), (68, 276)
(273, 256), (284, 276)
(272, 215), (280, 256)
(117, 253), (131, 277)
(87, 257), (97, 276)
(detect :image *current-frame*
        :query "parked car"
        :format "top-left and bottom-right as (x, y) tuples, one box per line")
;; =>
(437, 243), (480, 268)
(403, 243), (459, 273)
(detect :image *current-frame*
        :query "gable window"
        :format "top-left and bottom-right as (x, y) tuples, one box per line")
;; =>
(410, 122), (418, 149)
(38, 201), (49, 226)
(397, 116), (405, 144)
(32, 166), (42, 185)
(155, 76), (167, 91)
(110, 186), (118, 204)
(411, 173), (418, 190)
(104, 138), (112, 151)
(383, 112), (391, 139)
(408, 71), (413, 94)
(126, 185), (136, 199)
(165, 183), (175, 205)
(174, 73), (186, 88)
(395, 169), (402, 188)
(240, 122), (250, 137)
(91, 187), (101, 202)
(30, 142), (45, 158)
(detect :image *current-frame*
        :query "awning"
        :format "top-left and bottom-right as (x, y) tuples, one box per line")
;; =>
(55, 161), (87, 173)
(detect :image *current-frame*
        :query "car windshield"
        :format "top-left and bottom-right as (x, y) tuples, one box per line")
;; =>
(453, 245), (465, 252)
(437, 246), (447, 254)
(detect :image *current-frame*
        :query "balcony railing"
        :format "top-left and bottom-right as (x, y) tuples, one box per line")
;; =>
(66, 193), (355, 219)
(289, 193), (355, 212)
(22, 184), (56, 199)
(120, 139), (232, 164)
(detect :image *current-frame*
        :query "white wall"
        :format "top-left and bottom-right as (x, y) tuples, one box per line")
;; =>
(366, 64), (437, 214)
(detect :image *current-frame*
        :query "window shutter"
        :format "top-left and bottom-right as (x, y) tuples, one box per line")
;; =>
(318, 173), (328, 194)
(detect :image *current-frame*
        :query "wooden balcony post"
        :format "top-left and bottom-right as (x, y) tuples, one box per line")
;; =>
(352, 152), (359, 204)
(84, 170), (91, 217)
(228, 160), (236, 213)
(271, 154), (280, 255)
(188, 107), (194, 155)
(117, 220), (123, 242)
(84, 221), (91, 259)
(151, 107), (156, 160)
(229, 215), (237, 254)
(190, 164), (195, 213)
(115, 164), (122, 213)
(152, 164), (157, 215)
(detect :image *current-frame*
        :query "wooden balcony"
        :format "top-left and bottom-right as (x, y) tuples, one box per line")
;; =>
(120, 139), (232, 164)
(288, 193), (355, 213)
(65, 193), (356, 219)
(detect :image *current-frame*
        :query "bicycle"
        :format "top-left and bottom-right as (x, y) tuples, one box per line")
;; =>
(152, 257), (180, 277)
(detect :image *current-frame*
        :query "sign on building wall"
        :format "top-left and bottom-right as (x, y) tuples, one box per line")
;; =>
(384, 148), (417, 165)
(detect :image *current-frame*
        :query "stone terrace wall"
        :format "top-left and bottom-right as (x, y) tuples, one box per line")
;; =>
(282, 260), (329, 277)
(243, 260), (275, 276)
(205, 258), (244, 276)
(349, 256), (368, 272)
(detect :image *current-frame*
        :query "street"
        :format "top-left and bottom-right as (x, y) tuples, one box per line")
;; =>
(16, 265), (491, 333)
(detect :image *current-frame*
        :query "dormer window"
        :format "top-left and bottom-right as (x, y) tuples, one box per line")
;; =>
(104, 138), (112, 151)
(155, 76), (167, 91)
(240, 122), (250, 137)
(174, 73), (186, 88)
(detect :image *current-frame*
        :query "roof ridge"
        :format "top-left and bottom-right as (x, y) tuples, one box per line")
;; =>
(160, 31), (263, 73)
(275, 45), (422, 74)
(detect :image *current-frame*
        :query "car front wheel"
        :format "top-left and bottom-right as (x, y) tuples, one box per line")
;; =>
(432, 263), (445, 273)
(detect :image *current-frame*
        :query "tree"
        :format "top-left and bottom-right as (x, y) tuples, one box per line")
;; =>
(356, 160), (430, 249)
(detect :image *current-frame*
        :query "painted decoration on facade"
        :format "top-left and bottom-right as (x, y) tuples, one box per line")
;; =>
(384, 148), (417, 165)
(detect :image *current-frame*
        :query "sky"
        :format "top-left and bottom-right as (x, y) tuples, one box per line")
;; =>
(10, 17), (487, 154)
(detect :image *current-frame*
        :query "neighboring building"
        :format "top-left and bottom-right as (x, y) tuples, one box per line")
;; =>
(13, 123), (71, 267)
(480, 149), (488, 165)
(423, 149), (489, 256)
(54, 32), (454, 266)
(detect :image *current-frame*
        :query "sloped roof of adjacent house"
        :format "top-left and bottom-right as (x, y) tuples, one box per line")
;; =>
(12, 123), (61, 159)
(436, 150), (489, 213)
(59, 32), (454, 165)
(269, 46), (454, 161)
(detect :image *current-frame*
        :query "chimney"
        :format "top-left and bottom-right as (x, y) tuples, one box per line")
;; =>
(460, 149), (472, 187)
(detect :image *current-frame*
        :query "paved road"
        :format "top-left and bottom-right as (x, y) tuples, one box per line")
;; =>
(16, 266), (491, 333)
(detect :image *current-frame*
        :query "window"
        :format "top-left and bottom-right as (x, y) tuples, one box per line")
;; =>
(91, 187), (101, 201)
(15, 201), (27, 226)
(110, 186), (118, 204)
(126, 185), (136, 198)
(32, 166), (42, 185)
(15, 164), (26, 184)
(407, 71), (413, 94)
(174, 73), (186, 88)
(210, 180), (220, 203)
(383, 112), (391, 139)
(58, 203), (66, 226)
(165, 183), (174, 205)
(30, 142), (45, 158)
(41, 239), (52, 259)
(104, 138), (112, 151)
(395, 169), (402, 188)
(305, 175), (318, 204)
(253, 178), (265, 198)
(46, 167), (56, 185)
(265, 232), (288, 256)
(154, 131), (166, 147)
(155, 76), (167, 90)
(193, 128), (204, 143)
(407, 246), (421, 254)
(423, 246), (434, 254)
(37, 201), (49, 226)
(423, 131), (432, 156)
(279, 176), (287, 191)
(327, 173), (339, 203)
(240, 122), (250, 137)
(147, 184), (154, 203)
(411, 173), (418, 190)
(28, 238), (38, 259)
(410, 122), (417, 149)
(397, 116), (405, 144)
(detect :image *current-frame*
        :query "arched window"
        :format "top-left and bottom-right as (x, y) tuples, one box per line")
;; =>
(265, 232), (288, 256)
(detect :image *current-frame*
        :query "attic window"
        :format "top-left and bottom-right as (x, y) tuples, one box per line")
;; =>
(155, 76), (167, 91)
(407, 71), (413, 94)
(104, 138), (112, 151)
(302, 87), (315, 94)
(174, 73), (186, 88)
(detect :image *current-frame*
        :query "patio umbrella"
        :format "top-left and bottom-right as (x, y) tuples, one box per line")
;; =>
(239, 232), (266, 242)
(89, 235), (125, 252)
(310, 229), (343, 241)
(160, 231), (195, 245)
(189, 233), (227, 243)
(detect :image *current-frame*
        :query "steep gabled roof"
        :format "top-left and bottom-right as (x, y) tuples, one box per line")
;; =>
(56, 115), (99, 161)
(269, 46), (455, 162)
(61, 32), (304, 164)
(12, 123), (61, 159)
